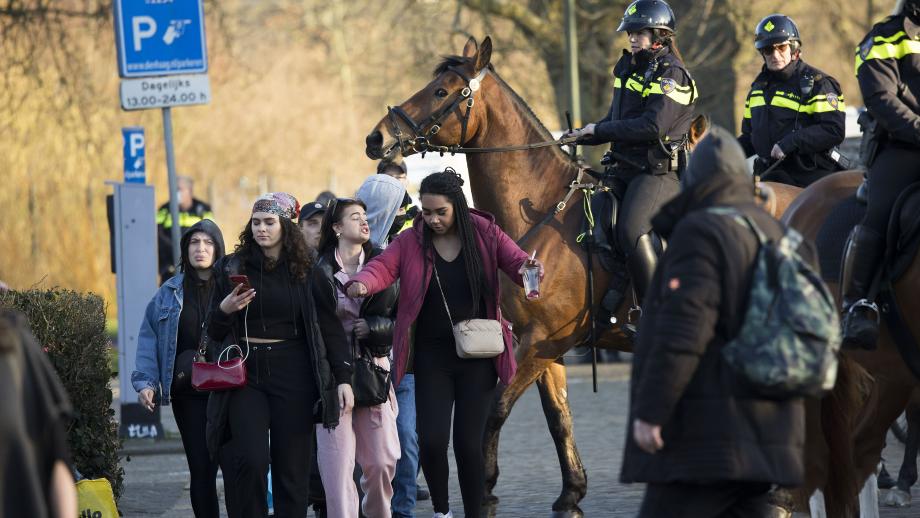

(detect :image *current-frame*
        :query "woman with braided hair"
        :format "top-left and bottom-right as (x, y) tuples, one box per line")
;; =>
(346, 169), (544, 518)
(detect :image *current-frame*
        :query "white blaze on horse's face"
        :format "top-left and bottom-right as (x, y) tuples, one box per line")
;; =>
(420, 194), (456, 235)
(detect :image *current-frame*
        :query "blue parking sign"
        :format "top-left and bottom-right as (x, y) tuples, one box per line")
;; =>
(114, 0), (208, 78)
(123, 127), (146, 183)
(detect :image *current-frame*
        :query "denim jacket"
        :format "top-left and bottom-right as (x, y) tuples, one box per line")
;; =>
(131, 274), (184, 406)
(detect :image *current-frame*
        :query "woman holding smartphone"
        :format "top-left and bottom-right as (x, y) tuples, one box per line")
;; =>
(208, 193), (348, 518)
(312, 197), (401, 517)
(133, 220), (225, 518)
(345, 170), (544, 518)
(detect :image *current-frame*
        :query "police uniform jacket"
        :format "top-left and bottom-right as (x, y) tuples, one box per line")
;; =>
(586, 46), (697, 173)
(738, 59), (846, 171)
(856, 15), (920, 147)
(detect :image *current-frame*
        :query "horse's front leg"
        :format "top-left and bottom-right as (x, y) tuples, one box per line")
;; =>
(482, 351), (560, 515)
(537, 358), (586, 517)
(888, 392), (920, 507)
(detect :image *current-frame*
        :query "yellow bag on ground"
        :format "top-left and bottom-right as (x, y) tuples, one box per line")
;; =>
(76, 478), (118, 518)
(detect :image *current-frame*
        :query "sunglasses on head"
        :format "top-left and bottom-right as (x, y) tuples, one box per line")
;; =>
(760, 43), (791, 56)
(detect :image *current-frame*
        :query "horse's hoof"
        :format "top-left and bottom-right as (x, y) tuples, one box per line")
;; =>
(550, 509), (584, 518)
(883, 488), (912, 507)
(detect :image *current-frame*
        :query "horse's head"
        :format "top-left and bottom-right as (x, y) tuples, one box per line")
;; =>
(366, 36), (493, 159)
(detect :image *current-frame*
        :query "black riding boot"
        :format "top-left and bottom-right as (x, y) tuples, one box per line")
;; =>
(840, 225), (884, 349)
(623, 233), (659, 337)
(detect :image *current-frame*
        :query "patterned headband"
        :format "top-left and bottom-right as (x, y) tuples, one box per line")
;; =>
(252, 192), (300, 220)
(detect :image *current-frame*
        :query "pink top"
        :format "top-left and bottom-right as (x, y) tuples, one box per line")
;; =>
(333, 248), (365, 350)
(346, 209), (529, 387)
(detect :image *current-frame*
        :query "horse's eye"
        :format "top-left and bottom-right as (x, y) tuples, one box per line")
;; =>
(435, 88), (449, 98)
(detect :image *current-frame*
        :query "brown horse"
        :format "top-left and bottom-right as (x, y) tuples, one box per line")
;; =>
(365, 36), (803, 516)
(782, 171), (920, 517)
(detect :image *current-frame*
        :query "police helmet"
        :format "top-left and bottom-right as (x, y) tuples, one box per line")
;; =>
(905, 0), (920, 25)
(754, 14), (801, 50)
(617, 0), (676, 34)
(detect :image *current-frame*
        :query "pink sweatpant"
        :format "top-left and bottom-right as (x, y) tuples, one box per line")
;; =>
(316, 381), (400, 518)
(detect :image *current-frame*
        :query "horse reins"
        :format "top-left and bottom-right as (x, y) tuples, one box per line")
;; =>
(386, 66), (577, 157)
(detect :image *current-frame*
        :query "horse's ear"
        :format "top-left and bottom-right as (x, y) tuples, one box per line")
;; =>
(476, 36), (492, 72)
(462, 36), (478, 59)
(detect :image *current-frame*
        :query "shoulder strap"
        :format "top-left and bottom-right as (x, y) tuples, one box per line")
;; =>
(431, 264), (456, 327)
(705, 206), (769, 245)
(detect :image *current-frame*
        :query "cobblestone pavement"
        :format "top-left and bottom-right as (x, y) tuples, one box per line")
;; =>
(119, 363), (919, 517)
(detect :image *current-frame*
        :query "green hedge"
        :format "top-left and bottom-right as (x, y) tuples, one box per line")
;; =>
(0, 288), (124, 500)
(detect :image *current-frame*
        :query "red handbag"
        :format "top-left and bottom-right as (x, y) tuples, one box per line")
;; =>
(192, 351), (247, 391)
(192, 334), (249, 392)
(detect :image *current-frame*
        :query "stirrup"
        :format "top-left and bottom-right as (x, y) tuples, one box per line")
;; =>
(846, 299), (880, 323)
(622, 305), (643, 339)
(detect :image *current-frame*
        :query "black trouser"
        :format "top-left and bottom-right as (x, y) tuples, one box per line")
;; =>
(172, 396), (220, 518)
(638, 481), (773, 518)
(612, 170), (680, 256)
(415, 342), (497, 518)
(863, 145), (920, 236)
(226, 340), (316, 518)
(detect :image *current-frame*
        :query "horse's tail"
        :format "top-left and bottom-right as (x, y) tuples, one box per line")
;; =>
(821, 356), (872, 517)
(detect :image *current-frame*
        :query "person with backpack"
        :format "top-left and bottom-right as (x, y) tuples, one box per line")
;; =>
(621, 127), (825, 517)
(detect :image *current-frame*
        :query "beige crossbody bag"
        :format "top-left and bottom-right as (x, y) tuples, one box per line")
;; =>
(432, 264), (504, 359)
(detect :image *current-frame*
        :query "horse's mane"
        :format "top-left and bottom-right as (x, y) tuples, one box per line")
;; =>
(434, 55), (572, 163)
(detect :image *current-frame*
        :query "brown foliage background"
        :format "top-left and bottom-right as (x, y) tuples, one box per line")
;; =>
(0, 0), (898, 311)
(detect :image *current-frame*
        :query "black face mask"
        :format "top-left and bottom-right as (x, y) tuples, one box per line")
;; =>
(388, 214), (408, 239)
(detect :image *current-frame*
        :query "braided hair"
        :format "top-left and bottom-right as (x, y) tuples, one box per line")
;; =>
(419, 169), (491, 316)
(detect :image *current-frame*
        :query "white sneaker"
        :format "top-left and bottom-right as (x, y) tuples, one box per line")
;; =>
(433, 512), (453, 518)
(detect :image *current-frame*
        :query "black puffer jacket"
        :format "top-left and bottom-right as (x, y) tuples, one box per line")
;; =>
(620, 133), (811, 486)
(312, 247), (399, 358)
(206, 253), (343, 430)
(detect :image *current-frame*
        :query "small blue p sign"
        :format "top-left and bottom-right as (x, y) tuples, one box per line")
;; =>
(122, 127), (145, 184)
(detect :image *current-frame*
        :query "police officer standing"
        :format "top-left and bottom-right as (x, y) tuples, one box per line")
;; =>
(738, 14), (848, 187)
(568, 0), (697, 319)
(841, 0), (920, 349)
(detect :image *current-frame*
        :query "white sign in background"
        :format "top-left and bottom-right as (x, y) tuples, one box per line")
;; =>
(120, 74), (211, 111)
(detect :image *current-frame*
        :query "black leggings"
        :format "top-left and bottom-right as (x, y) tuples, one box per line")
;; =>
(172, 397), (220, 518)
(225, 341), (316, 518)
(615, 171), (680, 256)
(863, 145), (920, 236)
(415, 343), (497, 518)
(638, 482), (772, 518)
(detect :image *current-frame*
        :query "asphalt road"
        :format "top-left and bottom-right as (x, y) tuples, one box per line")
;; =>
(119, 362), (919, 517)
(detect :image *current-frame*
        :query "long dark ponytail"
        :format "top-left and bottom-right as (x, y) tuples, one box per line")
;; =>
(419, 169), (490, 316)
(654, 29), (684, 63)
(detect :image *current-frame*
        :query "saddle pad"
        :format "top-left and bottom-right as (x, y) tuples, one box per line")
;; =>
(815, 195), (865, 283)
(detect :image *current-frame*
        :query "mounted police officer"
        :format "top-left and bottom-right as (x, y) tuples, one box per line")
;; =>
(568, 0), (697, 326)
(841, 0), (920, 349)
(738, 14), (848, 187)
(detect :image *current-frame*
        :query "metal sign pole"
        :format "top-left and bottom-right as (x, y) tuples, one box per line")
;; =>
(162, 107), (181, 269)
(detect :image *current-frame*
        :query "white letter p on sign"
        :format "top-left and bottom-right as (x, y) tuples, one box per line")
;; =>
(132, 16), (157, 52)
(129, 133), (145, 157)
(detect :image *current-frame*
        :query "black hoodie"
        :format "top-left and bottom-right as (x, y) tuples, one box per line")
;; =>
(621, 128), (810, 486)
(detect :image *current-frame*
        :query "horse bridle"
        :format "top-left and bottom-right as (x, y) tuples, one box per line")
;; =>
(386, 65), (487, 156)
(386, 66), (574, 156)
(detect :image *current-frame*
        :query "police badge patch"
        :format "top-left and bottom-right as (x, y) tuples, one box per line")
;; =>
(859, 38), (873, 60)
(660, 78), (676, 94)
(827, 93), (839, 109)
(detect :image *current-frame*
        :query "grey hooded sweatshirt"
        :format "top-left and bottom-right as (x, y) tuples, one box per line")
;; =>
(356, 174), (406, 248)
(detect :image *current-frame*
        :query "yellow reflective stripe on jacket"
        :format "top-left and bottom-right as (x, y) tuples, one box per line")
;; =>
(614, 77), (622, 89)
(156, 208), (214, 229)
(744, 95), (766, 118)
(855, 35), (920, 72)
(642, 81), (694, 105)
(624, 77), (645, 93)
(771, 96), (800, 110)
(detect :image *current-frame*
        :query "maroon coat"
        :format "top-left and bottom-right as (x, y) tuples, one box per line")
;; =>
(346, 209), (529, 387)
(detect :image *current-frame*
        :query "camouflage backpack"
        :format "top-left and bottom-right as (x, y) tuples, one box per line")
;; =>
(708, 207), (841, 399)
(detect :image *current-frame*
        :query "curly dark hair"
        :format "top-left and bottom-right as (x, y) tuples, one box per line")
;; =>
(234, 216), (313, 281)
(419, 168), (491, 315)
(318, 198), (374, 257)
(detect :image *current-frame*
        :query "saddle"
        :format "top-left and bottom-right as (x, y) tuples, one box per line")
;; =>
(815, 184), (920, 284)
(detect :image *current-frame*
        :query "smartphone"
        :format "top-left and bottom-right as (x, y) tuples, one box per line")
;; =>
(229, 274), (253, 292)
